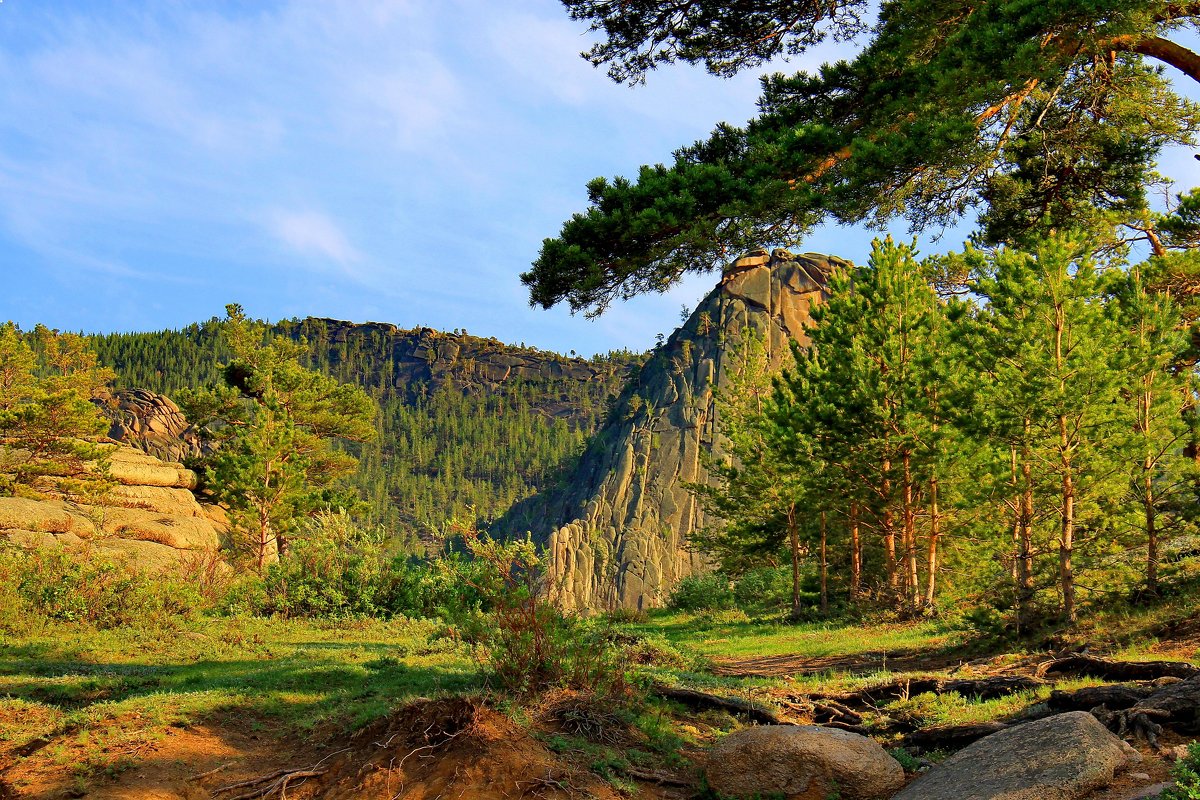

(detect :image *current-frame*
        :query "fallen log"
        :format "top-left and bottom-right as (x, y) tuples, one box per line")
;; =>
(1037, 655), (1199, 681)
(902, 721), (1011, 751)
(652, 685), (784, 726)
(1048, 684), (1153, 713)
(803, 675), (1045, 709)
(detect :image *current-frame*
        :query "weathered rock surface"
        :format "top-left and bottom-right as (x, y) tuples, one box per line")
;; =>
(299, 318), (638, 415)
(0, 445), (225, 569)
(503, 250), (840, 610)
(892, 711), (1140, 800)
(98, 388), (207, 463)
(704, 724), (904, 800)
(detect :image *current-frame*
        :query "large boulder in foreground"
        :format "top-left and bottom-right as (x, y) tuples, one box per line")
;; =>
(704, 724), (904, 800)
(893, 711), (1140, 800)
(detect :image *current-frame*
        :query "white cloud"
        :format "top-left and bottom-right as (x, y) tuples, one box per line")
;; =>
(266, 210), (361, 269)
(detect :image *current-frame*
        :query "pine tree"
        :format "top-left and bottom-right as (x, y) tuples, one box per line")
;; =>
(0, 323), (115, 498)
(969, 235), (1133, 623)
(180, 306), (378, 572)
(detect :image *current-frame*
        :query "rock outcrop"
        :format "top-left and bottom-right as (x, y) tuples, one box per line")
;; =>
(892, 711), (1141, 800)
(98, 388), (207, 464)
(508, 250), (841, 611)
(0, 446), (226, 570)
(297, 318), (639, 419)
(704, 724), (905, 800)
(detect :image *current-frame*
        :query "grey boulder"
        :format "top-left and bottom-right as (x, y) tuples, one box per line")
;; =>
(893, 711), (1140, 800)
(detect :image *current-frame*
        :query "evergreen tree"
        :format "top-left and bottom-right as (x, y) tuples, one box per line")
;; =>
(0, 323), (114, 498)
(180, 306), (378, 571)
(1112, 265), (1195, 594)
(526, 1), (1199, 315)
(969, 235), (1133, 622)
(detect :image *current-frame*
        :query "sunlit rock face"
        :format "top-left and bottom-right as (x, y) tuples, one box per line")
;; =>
(533, 250), (844, 612)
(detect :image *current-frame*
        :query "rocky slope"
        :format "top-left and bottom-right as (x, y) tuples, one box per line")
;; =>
(0, 445), (226, 569)
(505, 250), (843, 611)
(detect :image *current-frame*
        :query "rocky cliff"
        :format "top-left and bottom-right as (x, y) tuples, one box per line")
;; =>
(511, 250), (844, 611)
(0, 446), (226, 570)
(284, 319), (642, 425)
(99, 388), (207, 463)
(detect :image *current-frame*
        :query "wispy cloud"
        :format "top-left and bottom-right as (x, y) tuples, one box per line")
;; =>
(266, 210), (361, 270)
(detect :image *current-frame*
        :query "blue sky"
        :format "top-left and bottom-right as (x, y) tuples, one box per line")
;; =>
(0, 1), (1196, 356)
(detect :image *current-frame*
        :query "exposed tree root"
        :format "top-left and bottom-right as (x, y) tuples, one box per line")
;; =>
(651, 684), (784, 725)
(211, 767), (327, 800)
(1037, 655), (1199, 681)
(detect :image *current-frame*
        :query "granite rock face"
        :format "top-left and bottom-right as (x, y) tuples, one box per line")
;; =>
(516, 251), (840, 611)
(0, 446), (226, 570)
(98, 389), (207, 464)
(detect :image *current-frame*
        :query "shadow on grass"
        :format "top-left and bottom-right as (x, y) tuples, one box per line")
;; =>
(0, 641), (480, 720)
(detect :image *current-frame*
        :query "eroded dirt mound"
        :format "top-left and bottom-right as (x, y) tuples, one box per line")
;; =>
(200, 699), (626, 800)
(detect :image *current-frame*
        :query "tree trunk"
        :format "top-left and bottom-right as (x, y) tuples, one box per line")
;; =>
(882, 458), (898, 593)
(924, 473), (940, 608)
(1018, 435), (1035, 629)
(820, 511), (829, 616)
(788, 503), (802, 619)
(1141, 381), (1159, 595)
(850, 502), (862, 597)
(1054, 303), (1076, 625)
(1060, 496), (1076, 624)
(902, 450), (920, 610)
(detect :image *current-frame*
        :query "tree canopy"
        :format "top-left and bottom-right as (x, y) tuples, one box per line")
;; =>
(0, 323), (115, 499)
(180, 306), (379, 571)
(525, 0), (1200, 315)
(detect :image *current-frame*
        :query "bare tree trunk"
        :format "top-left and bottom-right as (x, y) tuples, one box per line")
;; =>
(882, 459), (898, 593)
(1141, 383), (1160, 595)
(820, 511), (829, 616)
(1061, 456), (1076, 624)
(850, 502), (862, 597)
(1009, 446), (1020, 585)
(924, 473), (940, 608)
(1018, 427), (1035, 628)
(902, 450), (920, 610)
(1146, 462), (1158, 593)
(788, 503), (802, 619)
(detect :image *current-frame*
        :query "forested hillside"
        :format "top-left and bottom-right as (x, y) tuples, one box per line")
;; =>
(89, 317), (642, 546)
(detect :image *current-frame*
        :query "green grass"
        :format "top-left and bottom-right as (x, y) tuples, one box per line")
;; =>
(0, 614), (478, 769)
(626, 610), (965, 660)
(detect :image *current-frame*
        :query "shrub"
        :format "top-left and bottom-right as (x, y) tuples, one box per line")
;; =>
(374, 552), (490, 622)
(1163, 741), (1200, 799)
(733, 565), (792, 611)
(256, 510), (386, 618)
(668, 573), (735, 611)
(0, 545), (203, 629)
(459, 528), (626, 698)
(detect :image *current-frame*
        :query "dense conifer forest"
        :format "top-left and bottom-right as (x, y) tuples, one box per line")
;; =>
(88, 317), (642, 547)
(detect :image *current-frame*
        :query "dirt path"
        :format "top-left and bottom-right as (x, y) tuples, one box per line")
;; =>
(0, 712), (304, 800)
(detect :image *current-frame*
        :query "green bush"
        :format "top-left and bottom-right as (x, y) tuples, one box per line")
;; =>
(0, 545), (203, 629)
(460, 529), (626, 698)
(1163, 741), (1200, 799)
(256, 510), (386, 618)
(734, 566), (792, 611)
(668, 573), (735, 611)
(374, 552), (490, 621)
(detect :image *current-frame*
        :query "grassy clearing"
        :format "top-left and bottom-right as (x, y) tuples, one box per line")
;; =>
(627, 609), (966, 660)
(0, 613), (477, 791)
